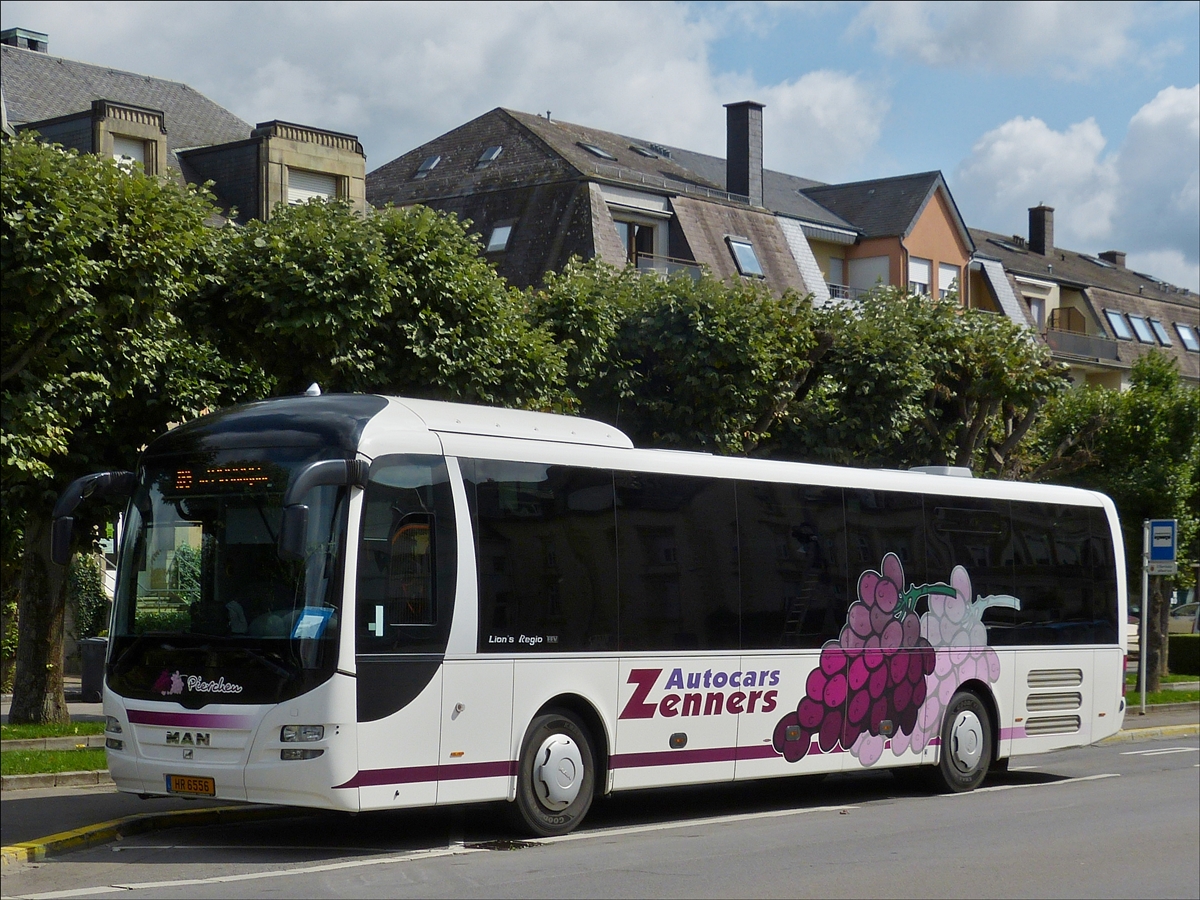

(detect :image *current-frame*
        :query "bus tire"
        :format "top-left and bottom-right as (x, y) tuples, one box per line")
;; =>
(934, 691), (992, 793)
(513, 709), (596, 837)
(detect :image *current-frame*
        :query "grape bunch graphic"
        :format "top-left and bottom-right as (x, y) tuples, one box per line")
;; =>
(773, 553), (1019, 766)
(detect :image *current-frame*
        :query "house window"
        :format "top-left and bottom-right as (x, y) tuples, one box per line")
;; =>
(726, 237), (764, 277)
(413, 155), (441, 179)
(1147, 318), (1172, 346)
(486, 223), (514, 253)
(908, 257), (931, 295)
(578, 142), (616, 161)
(1104, 310), (1133, 340)
(287, 168), (338, 205)
(615, 220), (655, 264)
(938, 263), (960, 300)
(476, 146), (503, 169)
(1027, 297), (1045, 330)
(1127, 314), (1156, 344)
(1175, 322), (1199, 352)
(112, 135), (145, 170)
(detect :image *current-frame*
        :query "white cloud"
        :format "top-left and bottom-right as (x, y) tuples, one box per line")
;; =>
(852, 0), (1139, 80)
(953, 85), (1200, 291)
(0, 1), (884, 180)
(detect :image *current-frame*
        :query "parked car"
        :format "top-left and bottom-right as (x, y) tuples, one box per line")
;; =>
(1168, 602), (1199, 634)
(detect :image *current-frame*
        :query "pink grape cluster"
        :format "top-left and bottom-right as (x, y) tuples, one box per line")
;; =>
(893, 565), (1005, 758)
(773, 553), (935, 764)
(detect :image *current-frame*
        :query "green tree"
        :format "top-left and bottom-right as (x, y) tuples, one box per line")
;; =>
(1, 133), (249, 723)
(777, 288), (1069, 473)
(1029, 352), (1200, 688)
(531, 259), (828, 454)
(193, 201), (566, 408)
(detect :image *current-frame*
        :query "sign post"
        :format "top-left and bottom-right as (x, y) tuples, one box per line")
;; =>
(1141, 518), (1177, 715)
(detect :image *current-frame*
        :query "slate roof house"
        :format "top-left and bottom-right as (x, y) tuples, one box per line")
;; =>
(366, 103), (986, 310)
(971, 205), (1199, 388)
(1, 27), (367, 222)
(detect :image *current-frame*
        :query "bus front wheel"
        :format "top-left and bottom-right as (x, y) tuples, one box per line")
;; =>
(513, 710), (596, 837)
(934, 691), (992, 793)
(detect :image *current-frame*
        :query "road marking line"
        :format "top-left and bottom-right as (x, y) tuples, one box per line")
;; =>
(1120, 746), (1198, 756)
(1008, 765), (1039, 770)
(537, 803), (862, 845)
(12, 847), (489, 899)
(939, 773), (1120, 796)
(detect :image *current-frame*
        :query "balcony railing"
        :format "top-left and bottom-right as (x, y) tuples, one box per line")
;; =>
(826, 283), (876, 301)
(1044, 328), (1120, 360)
(636, 254), (703, 281)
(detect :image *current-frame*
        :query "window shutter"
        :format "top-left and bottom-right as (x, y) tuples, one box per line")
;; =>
(112, 136), (145, 165)
(287, 168), (338, 205)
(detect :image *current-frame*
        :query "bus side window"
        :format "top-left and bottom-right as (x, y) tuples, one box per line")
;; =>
(388, 513), (434, 625)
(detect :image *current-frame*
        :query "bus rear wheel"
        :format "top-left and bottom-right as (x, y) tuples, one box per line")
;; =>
(934, 691), (992, 793)
(513, 710), (596, 837)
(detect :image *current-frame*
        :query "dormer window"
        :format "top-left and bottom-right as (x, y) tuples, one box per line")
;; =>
(486, 223), (514, 252)
(476, 146), (503, 169)
(413, 155), (441, 179)
(726, 237), (764, 277)
(578, 142), (616, 161)
(112, 135), (146, 171)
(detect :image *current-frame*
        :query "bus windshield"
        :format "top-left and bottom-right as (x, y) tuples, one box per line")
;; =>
(108, 448), (349, 706)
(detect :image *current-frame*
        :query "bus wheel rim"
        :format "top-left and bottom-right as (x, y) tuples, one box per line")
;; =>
(535, 734), (583, 809)
(949, 709), (984, 773)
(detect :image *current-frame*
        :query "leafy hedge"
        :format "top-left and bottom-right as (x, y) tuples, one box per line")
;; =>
(1169, 634), (1200, 676)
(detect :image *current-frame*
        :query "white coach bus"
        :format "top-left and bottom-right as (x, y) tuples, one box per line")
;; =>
(52, 394), (1127, 836)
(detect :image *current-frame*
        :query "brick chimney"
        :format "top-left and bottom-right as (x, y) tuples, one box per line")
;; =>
(1099, 250), (1126, 268)
(725, 101), (764, 207)
(1029, 204), (1054, 255)
(0, 28), (48, 52)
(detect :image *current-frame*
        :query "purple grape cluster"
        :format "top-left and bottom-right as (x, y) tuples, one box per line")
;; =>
(773, 553), (935, 763)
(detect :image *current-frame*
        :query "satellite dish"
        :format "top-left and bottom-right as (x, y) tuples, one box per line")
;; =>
(305, 383), (322, 396)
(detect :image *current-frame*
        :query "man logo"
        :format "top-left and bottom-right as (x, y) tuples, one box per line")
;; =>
(165, 731), (211, 746)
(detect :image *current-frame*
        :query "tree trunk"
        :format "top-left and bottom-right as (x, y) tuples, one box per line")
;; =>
(8, 510), (70, 724)
(1156, 578), (1170, 678)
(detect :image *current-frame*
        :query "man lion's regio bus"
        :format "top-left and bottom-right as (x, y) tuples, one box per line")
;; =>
(52, 395), (1127, 836)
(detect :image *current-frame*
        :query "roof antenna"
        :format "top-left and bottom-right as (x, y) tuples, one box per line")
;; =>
(305, 383), (322, 396)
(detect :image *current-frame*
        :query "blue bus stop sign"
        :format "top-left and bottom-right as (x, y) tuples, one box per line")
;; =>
(1149, 519), (1177, 575)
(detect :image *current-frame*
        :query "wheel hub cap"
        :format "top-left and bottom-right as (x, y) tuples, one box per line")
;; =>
(535, 734), (583, 809)
(949, 710), (983, 772)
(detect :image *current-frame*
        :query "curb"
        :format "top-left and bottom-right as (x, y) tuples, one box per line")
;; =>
(1, 770), (113, 791)
(1098, 723), (1199, 744)
(1, 803), (289, 869)
(1, 735), (107, 751)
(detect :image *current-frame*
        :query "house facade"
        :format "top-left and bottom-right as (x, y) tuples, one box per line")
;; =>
(1, 28), (367, 222)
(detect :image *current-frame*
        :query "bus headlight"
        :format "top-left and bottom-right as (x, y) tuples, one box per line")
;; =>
(281, 724), (324, 743)
(105, 716), (123, 734)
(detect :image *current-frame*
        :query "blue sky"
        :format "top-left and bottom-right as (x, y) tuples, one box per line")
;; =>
(3, 1), (1198, 289)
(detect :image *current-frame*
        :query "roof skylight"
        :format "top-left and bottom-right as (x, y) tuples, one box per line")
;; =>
(1104, 310), (1133, 340)
(1176, 322), (1200, 352)
(727, 237), (764, 277)
(1082, 254), (1115, 268)
(1148, 318), (1172, 346)
(486, 223), (514, 253)
(413, 155), (441, 179)
(988, 238), (1026, 253)
(1127, 314), (1156, 344)
(629, 144), (660, 159)
(578, 142), (616, 161)
(476, 146), (503, 168)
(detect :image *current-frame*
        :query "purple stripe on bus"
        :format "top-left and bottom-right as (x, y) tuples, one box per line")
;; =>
(609, 746), (739, 769)
(127, 710), (256, 729)
(998, 727), (1027, 741)
(334, 760), (518, 790)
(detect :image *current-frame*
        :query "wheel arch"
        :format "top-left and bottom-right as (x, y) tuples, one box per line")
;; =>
(535, 693), (610, 794)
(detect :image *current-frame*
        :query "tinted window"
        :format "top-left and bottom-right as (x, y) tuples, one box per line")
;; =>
(844, 490), (927, 590)
(356, 456), (457, 654)
(1089, 507), (1120, 644)
(615, 473), (739, 651)
(995, 502), (1095, 645)
(924, 497), (1014, 605)
(465, 461), (618, 652)
(737, 483), (848, 649)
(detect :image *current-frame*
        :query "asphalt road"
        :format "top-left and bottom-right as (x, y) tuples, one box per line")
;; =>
(3, 734), (1198, 900)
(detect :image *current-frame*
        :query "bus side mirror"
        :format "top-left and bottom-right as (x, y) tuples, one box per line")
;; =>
(279, 505), (310, 562)
(50, 470), (137, 566)
(276, 458), (368, 562)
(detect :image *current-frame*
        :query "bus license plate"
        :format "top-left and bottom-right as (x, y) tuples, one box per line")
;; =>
(165, 774), (215, 796)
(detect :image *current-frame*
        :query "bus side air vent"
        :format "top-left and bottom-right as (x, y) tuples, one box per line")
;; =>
(1027, 668), (1083, 688)
(1024, 715), (1081, 736)
(1026, 692), (1083, 712)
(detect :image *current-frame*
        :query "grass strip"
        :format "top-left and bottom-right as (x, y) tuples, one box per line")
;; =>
(1, 748), (108, 776)
(1, 722), (106, 741)
(1124, 689), (1200, 705)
